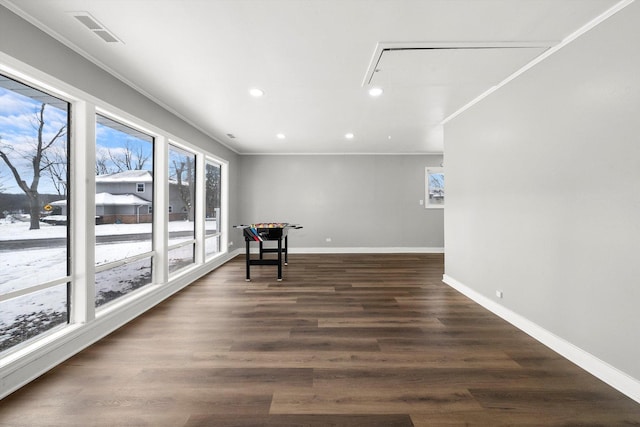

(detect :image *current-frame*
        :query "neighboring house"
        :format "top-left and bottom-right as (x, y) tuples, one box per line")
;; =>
(97, 169), (153, 203)
(49, 169), (190, 224)
(94, 170), (153, 224)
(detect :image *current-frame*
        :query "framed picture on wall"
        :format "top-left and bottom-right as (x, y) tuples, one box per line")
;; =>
(425, 167), (444, 208)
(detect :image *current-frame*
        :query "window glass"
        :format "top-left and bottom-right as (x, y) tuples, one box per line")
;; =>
(168, 245), (194, 274)
(205, 161), (222, 258)
(95, 114), (154, 306)
(95, 257), (152, 307)
(0, 284), (68, 353)
(426, 167), (445, 208)
(0, 74), (70, 353)
(168, 144), (195, 273)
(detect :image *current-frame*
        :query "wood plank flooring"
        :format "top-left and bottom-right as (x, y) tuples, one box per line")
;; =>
(1, 253), (640, 426)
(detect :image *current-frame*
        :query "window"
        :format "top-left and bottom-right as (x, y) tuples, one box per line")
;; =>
(168, 144), (196, 274)
(205, 160), (222, 258)
(0, 60), (230, 386)
(94, 114), (154, 307)
(425, 167), (445, 208)
(0, 74), (70, 353)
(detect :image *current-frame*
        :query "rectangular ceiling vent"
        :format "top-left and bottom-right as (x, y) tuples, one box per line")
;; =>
(70, 12), (123, 43)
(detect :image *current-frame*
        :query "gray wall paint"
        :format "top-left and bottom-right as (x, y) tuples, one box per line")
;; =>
(444, 3), (640, 380)
(238, 155), (444, 249)
(0, 5), (241, 234)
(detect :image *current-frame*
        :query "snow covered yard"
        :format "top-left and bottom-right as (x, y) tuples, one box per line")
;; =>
(0, 218), (215, 352)
(0, 216), (206, 241)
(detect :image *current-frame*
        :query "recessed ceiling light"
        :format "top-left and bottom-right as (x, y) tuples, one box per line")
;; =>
(249, 88), (264, 97)
(345, 133), (355, 140)
(276, 133), (286, 140)
(368, 87), (383, 97)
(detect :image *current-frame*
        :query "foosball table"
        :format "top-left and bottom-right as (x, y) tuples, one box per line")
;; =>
(234, 222), (303, 281)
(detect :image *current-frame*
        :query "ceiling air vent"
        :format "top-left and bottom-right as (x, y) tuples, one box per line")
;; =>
(70, 12), (122, 43)
(93, 30), (119, 43)
(226, 133), (236, 139)
(74, 14), (101, 30)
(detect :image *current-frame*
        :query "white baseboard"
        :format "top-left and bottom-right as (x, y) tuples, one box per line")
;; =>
(291, 247), (445, 254)
(442, 274), (640, 404)
(0, 251), (239, 400)
(244, 246), (444, 254)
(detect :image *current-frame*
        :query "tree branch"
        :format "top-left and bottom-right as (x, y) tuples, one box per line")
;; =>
(0, 149), (31, 195)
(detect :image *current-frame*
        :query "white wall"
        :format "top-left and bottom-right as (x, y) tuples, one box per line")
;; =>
(444, 1), (640, 394)
(239, 155), (444, 251)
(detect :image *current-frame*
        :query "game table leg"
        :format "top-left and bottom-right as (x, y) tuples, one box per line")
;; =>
(277, 237), (283, 281)
(245, 240), (251, 281)
(284, 235), (289, 265)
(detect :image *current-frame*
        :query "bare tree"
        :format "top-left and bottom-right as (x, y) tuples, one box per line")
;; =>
(95, 147), (113, 175)
(108, 140), (150, 172)
(0, 103), (67, 229)
(42, 144), (68, 196)
(171, 157), (194, 221)
(0, 167), (7, 193)
(205, 163), (221, 218)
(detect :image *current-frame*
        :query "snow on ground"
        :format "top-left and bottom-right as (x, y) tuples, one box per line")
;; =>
(0, 218), (219, 351)
(0, 216), (214, 241)
(0, 219), (210, 293)
(1, 246), (67, 293)
(0, 285), (66, 348)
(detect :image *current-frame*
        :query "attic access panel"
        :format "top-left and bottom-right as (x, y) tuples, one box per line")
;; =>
(365, 42), (550, 115)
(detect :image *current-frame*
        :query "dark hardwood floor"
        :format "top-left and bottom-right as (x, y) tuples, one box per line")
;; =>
(1, 253), (639, 426)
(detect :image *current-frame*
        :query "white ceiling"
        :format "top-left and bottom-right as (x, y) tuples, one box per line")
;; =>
(2, 0), (621, 154)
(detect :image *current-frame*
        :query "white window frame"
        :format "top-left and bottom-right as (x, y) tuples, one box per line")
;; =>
(0, 68), (75, 338)
(0, 54), (230, 366)
(167, 140), (199, 274)
(204, 157), (225, 261)
(93, 112), (157, 311)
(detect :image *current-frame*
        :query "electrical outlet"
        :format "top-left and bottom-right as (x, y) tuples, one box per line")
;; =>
(496, 290), (503, 299)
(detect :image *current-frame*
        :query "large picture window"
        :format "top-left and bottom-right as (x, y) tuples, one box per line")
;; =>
(205, 160), (222, 258)
(168, 144), (196, 273)
(94, 114), (154, 307)
(0, 65), (229, 384)
(0, 74), (70, 353)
